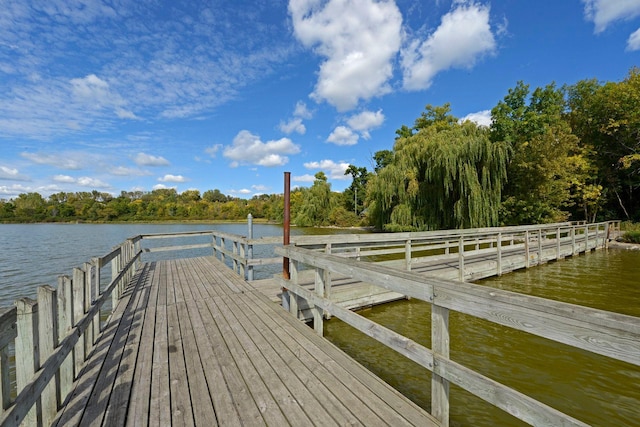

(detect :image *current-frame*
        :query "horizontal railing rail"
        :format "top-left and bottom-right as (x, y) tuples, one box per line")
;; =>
(276, 243), (638, 427)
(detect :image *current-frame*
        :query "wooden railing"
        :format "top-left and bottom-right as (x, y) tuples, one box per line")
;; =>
(0, 238), (141, 427)
(275, 243), (639, 427)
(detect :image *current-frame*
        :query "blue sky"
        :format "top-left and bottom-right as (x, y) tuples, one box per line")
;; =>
(1, 0), (639, 200)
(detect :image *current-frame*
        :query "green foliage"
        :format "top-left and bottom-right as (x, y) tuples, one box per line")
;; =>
(621, 231), (640, 244)
(367, 104), (509, 231)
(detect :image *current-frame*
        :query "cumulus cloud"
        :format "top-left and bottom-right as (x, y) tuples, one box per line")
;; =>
(292, 174), (316, 183)
(347, 109), (385, 139)
(304, 159), (351, 180)
(279, 118), (306, 135)
(289, 0), (402, 111)
(327, 126), (359, 146)
(134, 152), (170, 167)
(627, 27), (640, 50)
(461, 110), (492, 127)
(293, 101), (313, 119)
(53, 174), (110, 188)
(583, 0), (640, 33)
(158, 174), (188, 183)
(205, 144), (223, 158)
(223, 130), (301, 167)
(401, 2), (496, 90)
(0, 166), (29, 181)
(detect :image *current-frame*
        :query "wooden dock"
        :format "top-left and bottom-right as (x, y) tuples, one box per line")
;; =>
(52, 256), (437, 426)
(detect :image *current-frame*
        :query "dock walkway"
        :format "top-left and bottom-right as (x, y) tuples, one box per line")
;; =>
(54, 256), (437, 426)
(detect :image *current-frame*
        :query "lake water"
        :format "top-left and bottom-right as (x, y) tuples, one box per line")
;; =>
(1, 223), (638, 425)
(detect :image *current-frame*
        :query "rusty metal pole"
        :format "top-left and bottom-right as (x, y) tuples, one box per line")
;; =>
(283, 171), (291, 280)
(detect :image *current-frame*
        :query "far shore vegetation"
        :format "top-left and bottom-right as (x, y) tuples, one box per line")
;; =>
(3, 70), (640, 230)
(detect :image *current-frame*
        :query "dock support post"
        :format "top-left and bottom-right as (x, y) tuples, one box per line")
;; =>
(432, 304), (450, 427)
(247, 214), (254, 281)
(405, 239), (412, 271)
(37, 285), (59, 426)
(288, 260), (299, 319)
(585, 223), (589, 252)
(15, 298), (41, 427)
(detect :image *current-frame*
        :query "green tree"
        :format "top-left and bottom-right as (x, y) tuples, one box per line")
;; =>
(491, 82), (592, 224)
(294, 172), (336, 226)
(367, 104), (509, 231)
(343, 165), (369, 216)
(567, 68), (640, 220)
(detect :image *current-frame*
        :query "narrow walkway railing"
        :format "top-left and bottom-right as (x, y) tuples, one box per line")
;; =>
(275, 244), (639, 427)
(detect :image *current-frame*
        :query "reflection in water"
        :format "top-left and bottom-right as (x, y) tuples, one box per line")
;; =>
(324, 249), (640, 427)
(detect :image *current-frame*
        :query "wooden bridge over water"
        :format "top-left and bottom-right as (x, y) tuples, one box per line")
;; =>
(1, 220), (638, 426)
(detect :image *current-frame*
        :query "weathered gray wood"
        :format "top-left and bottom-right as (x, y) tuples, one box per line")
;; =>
(0, 307), (15, 411)
(72, 267), (86, 378)
(37, 285), (59, 426)
(0, 346), (10, 411)
(15, 298), (41, 427)
(431, 305), (450, 427)
(56, 275), (74, 403)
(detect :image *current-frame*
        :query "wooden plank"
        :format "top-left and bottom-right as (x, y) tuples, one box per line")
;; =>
(238, 286), (437, 426)
(102, 264), (152, 425)
(220, 291), (379, 426)
(127, 262), (160, 427)
(167, 303), (195, 426)
(149, 262), (171, 427)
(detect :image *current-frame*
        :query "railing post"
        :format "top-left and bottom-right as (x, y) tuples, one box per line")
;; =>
(314, 268), (325, 336)
(0, 308), (16, 411)
(220, 237), (226, 264)
(571, 226), (576, 255)
(432, 304), (450, 427)
(524, 230), (530, 268)
(556, 227), (562, 260)
(111, 246), (121, 312)
(496, 232), (502, 276)
(247, 214), (254, 280)
(585, 223), (589, 252)
(92, 257), (101, 337)
(83, 262), (94, 351)
(288, 260), (299, 319)
(458, 236), (464, 281)
(15, 298), (41, 426)
(72, 267), (86, 378)
(57, 275), (74, 403)
(538, 229), (543, 264)
(232, 241), (239, 273)
(405, 239), (412, 271)
(37, 285), (59, 426)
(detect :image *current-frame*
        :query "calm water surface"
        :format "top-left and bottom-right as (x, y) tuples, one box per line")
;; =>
(324, 249), (640, 426)
(1, 224), (638, 425)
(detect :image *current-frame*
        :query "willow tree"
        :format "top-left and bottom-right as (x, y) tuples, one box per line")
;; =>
(367, 104), (509, 231)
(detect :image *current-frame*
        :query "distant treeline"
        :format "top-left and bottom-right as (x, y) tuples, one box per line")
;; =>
(3, 69), (640, 229)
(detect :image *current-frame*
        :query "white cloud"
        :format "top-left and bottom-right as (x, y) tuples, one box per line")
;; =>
(158, 174), (188, 183)
(327, 126), (359, 146)
(583, 0), (640, 33)
(70, 74), (137, 119)
(627, 27), (640, 50)
(109, 166), (150, 177)
(53, 175), (76, 183)
(293, 174), (316, 183)
(223, 130), (301, 167)
(402, 2), (496, 90)
(134, 152), (170, 167)
(21, 152), (84, 170)
(293, 101), (313, 119)
(461, 110), (492, 127)
(304, 159), (351, 180)
(205, 144), (223, 158)
(279, 118), (306, 135)
(52, 174), (110, 188)
(0, 166), (29, 181)
(289, 0), (403, 111)
(347, 109), (385, 139)
(153, 184), (175, 190)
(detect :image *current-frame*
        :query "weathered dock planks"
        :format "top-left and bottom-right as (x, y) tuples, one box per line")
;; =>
(52, 256), (438, 426)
